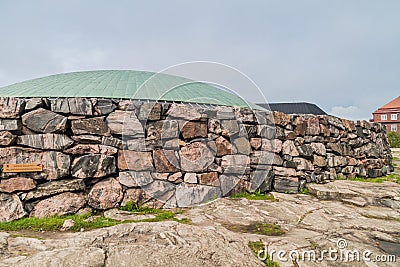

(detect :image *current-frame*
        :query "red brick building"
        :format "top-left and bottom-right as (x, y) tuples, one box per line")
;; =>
(372, 96), (400, 134)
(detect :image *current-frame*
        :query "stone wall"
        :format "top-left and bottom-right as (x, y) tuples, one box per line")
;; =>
(0, 97), (393, 222)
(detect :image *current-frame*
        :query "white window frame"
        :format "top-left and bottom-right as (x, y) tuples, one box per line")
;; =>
(391, 114), (398, 121)
(381, 114), (387, 121)
(391, 124), (397, 132)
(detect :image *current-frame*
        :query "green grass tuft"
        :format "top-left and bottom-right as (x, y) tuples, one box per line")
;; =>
(230, 191), (278, 201)
(0, 213), (123, 232)
(298, 187), (310, 194)
(0, 204), (192, 232)
(119, 201), (161, 214)
(337, 174), (400, 184)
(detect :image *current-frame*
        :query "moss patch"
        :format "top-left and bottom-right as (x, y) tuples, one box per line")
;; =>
(223, 222), (285, 236)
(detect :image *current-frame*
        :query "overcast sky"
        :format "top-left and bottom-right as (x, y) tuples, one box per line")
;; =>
(0, 0), (399, 120)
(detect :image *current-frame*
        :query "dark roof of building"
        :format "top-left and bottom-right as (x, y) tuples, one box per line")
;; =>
(257, 102), (327, 115)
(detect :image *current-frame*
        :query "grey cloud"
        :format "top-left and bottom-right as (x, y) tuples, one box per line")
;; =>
(0, 0), (399, 120)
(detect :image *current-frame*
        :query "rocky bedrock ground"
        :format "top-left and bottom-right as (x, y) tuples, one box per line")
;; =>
(0, 174), (399, 266)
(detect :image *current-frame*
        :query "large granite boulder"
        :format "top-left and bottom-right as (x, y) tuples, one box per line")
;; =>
(25, 98), (44, 110)
(175, 184), (222, 207)
(0, 131), (15, 146)
(221, 155), (250, 174)
(0, 119), (20, 131)
(71, 154), (116, 178)
(141, 180), (176, 203)
(64, 144), (117, 155)
(0, 193), (26, 222)
(106, 110), (144, 137)
(17, 134), (74, 150)
(0, 178), (36, 193)
(153, 149), (180, 172)
(71, 117), (110, 135)
(24, 179), (85, 201)
(88, 178), (123, 209)
(121, 188), (163, 208)
(93, 99), (117, 115)
(22, 108), (67, 133)
(138, 103), (162, 121)
(180, 121), (207, 139)
(118, 150), (153, 171)
(0, 97), (25, 118)
(31, 192), (86, 218)
(179, 142), (215, 172)
(118, 171), (153, 187)
(50, 98), (93, 115)
(166, 104), (204, 120)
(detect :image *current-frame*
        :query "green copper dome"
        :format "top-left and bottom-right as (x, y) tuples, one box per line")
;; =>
(0, 70), (258, 108)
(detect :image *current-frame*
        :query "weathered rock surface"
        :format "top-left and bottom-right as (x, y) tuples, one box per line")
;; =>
(198, 172), (220, 186)
(153, 149), (180, 172)
(93, 99), (117, 115)
(1, 180), (400, 266)
(121, 188), (163, 208)
(250, 170), (273, 192)
(0, 119), (20, 131)
(71, 154), (116, 178)
(0, 131), (15, 146)
(179, 142), (215, 172)
(307, 180), (400, 208)
(17, 134), (74, 150)
(175, 183), (222, 207)
(0, 178), (36, 193)
(141, 180), (175, 203)
(220, 120), (240, 136)
(103, 208), (156, 221)
(24, 98), (43, 111)
(71, 134), (101, 144)
(274, 176), (299, 193)
(22, 108), (67, 133)
(3, 247), (105, 267)
(0, 98), (25, 118)
(71, 117), (110, 135)
(31, 192), (86, 218)
(138, 103), (162, 121)
(0, 193), (26, 222)
(221, 155), (250, 174)
(101, 136), (122, 148)
(215, 136), (232, 156)
(106, 110), (144, 137)
(88, 178), (123, 209)
(50, 98), (93, 115)
(166, 104), (204, 120)
(219, 174), (242, 196)
(64, 144), (117, 155)
(117, 171), (153, 187)
(118, 150), (153, 171)
(180, 121), (208, 139)
(24, 179), (86, 201)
